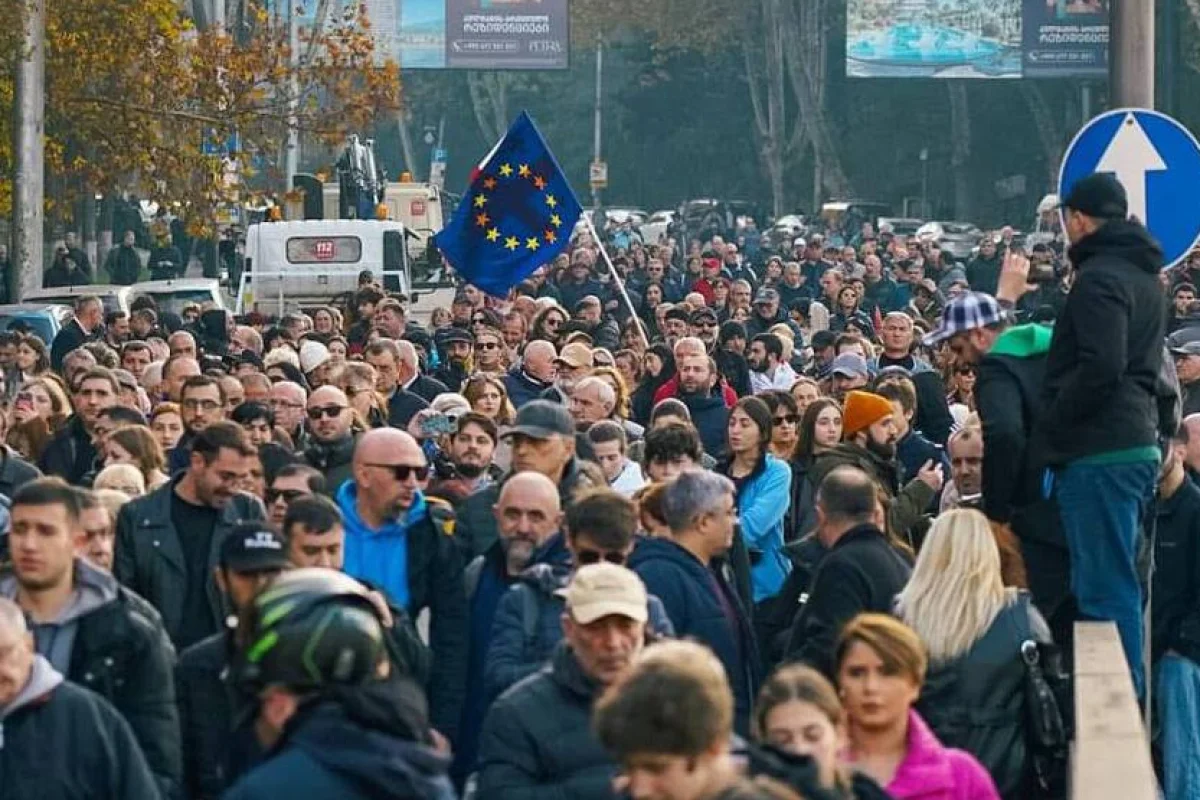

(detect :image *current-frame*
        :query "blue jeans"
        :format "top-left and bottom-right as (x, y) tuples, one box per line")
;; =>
(1157, 654), (1200, 799)
(1056, 459), (1157, 698)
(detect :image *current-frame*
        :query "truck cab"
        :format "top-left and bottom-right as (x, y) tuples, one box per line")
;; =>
(237, 219), (410, 315)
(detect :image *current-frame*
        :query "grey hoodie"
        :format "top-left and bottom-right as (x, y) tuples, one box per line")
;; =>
(0, 558), (117, 674)
(0, 653), (63, 723)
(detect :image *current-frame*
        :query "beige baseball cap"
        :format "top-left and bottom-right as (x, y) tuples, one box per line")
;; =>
(554, 341), (594, 370)
(556, 563), (648, 625)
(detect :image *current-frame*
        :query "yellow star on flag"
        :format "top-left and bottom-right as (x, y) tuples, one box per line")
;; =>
(518, 164), (531, 177)
(545, 195), (557, 209)
(473, 194), (487, 208)
(504, 236), (520, 251)
(486, 228), (500, 242)
(475, 212), (490, 227)
(533, 175), (547, 190)
(498, 164), (513, 177)
(526, 237), (540, 251)
(544, 230), (558, 244)
(549, 213), (562, 228)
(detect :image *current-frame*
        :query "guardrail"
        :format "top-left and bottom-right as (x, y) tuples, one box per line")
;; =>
(1071, 621), (1157, 800)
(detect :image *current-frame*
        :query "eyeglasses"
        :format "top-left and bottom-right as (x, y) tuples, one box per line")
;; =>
(266, 487), (307, 504)
(576, 549), (627, 566)
(307, 405), (347, 421)
(365, 462), (430, 481)
(773, 414), (799, 425)
(475, 341), (500, 351)
(182, 399), (221, 412)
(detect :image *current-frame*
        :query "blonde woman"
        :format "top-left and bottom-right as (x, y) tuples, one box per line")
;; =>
(894, 509), (1051, 800)
(334, 361), (387, 429)
(93, 463), (146, 497)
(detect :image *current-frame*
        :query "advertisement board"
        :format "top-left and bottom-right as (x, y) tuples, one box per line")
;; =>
(283, 0), (569, 70)
(845, 0), (1106, 79)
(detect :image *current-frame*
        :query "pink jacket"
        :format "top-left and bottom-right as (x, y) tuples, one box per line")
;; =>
(885, 710), (1000, 800)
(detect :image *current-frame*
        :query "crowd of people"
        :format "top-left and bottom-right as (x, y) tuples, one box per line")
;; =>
(0, 171), (1192, 800)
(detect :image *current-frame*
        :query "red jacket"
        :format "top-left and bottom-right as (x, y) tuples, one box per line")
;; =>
(653, 375), (737, 408)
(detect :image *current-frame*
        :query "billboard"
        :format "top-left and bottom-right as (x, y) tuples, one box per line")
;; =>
(287, 0), (569, 70)
(845, 0), (1107, 78)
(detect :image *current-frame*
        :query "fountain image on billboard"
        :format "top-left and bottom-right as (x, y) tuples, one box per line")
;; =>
(847, 0), (1022, 78)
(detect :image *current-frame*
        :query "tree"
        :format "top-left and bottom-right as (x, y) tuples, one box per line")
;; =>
(0, 0), (400, 241)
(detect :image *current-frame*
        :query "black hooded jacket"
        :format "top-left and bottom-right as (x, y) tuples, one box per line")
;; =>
(1042, 219), (1165, 464)
(223, 679), (455, 800)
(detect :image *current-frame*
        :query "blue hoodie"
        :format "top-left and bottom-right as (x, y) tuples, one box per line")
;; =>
(336, 481), (427, 610)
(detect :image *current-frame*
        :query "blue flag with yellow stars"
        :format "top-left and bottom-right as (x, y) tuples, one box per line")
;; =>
(432, 111), (583, 297)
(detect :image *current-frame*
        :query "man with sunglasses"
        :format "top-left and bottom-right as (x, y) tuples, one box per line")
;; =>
(484, 486), (673, 700)
(301, 386), (358, 497)
(266, 463), (325, 527)
(472, 325), (507, 377)
(335, 427), (467, 745)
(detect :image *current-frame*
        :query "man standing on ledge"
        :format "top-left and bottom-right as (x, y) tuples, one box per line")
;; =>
(1045, 173), (1165, 698)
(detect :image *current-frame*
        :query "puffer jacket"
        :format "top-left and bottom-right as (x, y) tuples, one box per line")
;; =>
(879, 710), (1001, 800)
(724, 453), (792, 602)
(0, 656), (161, 800)
(916, 593), (1050, 800)
(303, 433), (358, 496)
(809, 441), (936, 545)
(630, 536), (760, 735)
(484, 541), (675, 700)
(476, 643), (618, 799)
(1, 558), (180, 795)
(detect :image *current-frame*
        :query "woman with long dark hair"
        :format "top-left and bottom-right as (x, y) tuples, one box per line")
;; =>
(631, 343), (675, 426)
(723, 396), (792, 606)
(529, 304), (568, 344)
(638, 283), (665, 338)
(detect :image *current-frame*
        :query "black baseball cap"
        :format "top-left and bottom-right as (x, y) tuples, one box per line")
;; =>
(220, 527), (289, 573)
(1061, 173), (1128, 220)
(689, 308), (718, 326)
(436, 326), (474, 346)
(502, 399), (574, 440)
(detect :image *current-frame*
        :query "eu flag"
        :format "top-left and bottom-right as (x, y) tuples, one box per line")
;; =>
(432, 112), (583, 297)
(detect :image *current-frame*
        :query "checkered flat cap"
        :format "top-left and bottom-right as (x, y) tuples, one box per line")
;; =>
(923, 292), (1007, 346)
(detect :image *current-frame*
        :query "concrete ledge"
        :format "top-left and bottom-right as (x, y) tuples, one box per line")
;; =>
(1071, 621), (1156, 800)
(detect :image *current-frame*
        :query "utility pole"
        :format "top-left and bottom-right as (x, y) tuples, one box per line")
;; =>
(1109, 0), (1154, 108)
(13, 0), (46, 299)
(285, 0), (300, 190)
(591, 35), (603, 212)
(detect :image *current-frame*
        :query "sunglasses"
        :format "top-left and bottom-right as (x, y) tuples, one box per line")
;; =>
(773, 414), (799, 424)
(306, 405), (346, 421)
(266, 487), (307, 504)
(475, 341), (500, 351)
(365, 462), (430, 481)
(576, 549), (627, 566)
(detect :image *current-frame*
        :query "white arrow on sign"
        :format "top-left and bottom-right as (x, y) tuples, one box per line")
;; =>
(1095, 112), (1168, 225)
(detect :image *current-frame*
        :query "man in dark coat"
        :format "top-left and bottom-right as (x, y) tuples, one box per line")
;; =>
(115, 422), (267, 649)
(0, 597), (160, 800)
(1169, 334), (1200, 418)
(503, 340), (557, 408)
(222, 570), (454, 800)
(1, 478), (180, 795)
(871, 311), (954, 445)
(476, 563), (648, 798)
(630, 471), (760, 735)
(104, 229), (143, 286)
(785, 466), (913, 678)
(38, 366), (118, 484)
(364, 339), (429, 428)
(50, 294), (103, 372)
(924, 292), (1068, 637)
(1044, 174), (1165, 698)
(967, 235), (1004, 296)
(301, 386), (358, 496)
(454, 401), (600, 560)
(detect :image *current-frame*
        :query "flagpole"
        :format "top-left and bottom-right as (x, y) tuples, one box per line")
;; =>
(584, 217), (649, 349)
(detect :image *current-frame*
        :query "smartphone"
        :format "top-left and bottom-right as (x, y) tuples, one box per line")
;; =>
(418, 412), (454, 438)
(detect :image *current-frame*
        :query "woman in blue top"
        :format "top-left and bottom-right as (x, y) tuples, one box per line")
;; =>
(723, 396), (792, 605)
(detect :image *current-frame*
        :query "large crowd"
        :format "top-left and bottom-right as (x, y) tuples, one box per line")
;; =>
(0, 171), (1195, 800)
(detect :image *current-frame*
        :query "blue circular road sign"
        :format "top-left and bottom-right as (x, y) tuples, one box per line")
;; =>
(1060, 108), (1200, 269)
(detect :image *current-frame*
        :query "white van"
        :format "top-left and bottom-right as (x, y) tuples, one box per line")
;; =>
(237, 219), (411, 315)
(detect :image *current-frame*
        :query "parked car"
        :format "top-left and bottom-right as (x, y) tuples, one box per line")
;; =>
(765, 214), (809, 251)
(877, 217), (925, 238)
(130, 279), (226, 317)
(0, 303), (70, 344)
(916, 220), (983, 261)
(21, 285), (131, 315)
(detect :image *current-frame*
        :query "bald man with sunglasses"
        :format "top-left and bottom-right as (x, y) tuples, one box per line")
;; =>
(334, 428), (468, 745)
